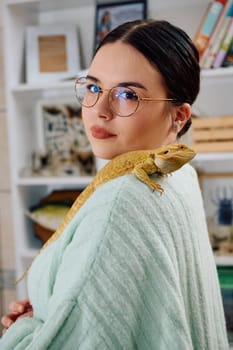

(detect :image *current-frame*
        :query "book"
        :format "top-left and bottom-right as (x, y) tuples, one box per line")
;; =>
(194, 0), (228, 59)
(193, 3), (212, 43)
(222, 37), (233, 65)
(201, 0), (233, 68)
(213, 16), (233, 67)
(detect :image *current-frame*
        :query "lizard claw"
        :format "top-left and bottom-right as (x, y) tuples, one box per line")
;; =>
(149, 182), (164, 194)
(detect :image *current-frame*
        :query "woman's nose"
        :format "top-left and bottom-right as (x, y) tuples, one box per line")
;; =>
(94, 91), (113, 120)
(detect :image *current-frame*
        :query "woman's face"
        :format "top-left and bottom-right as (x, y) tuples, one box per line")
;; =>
(82, 41), (177, 159)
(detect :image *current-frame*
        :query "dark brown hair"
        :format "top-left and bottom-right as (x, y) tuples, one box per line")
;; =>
(95, 20), (200, 137)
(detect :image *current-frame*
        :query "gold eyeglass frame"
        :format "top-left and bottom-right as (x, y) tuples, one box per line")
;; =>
(75, 77), (175, 117)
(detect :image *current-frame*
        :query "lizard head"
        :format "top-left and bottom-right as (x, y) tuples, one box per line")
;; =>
(154, 143), (196, 174)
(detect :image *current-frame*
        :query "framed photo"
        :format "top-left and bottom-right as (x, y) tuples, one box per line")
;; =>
(199, 172), (233, 256)
(94, 0), (147, 49)
(26, 24), (80, 84)
(35, 98), (96, 177)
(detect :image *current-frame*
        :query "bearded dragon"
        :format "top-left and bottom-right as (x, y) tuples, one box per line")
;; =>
(17, 143), (195, 283)
(41, 143), (195, 250)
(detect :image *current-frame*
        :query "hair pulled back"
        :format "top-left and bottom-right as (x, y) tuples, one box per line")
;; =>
(95, 20), (200, 137)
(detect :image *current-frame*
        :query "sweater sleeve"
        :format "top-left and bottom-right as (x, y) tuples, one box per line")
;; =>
(0, 175), (201, 349)
(0, 301), (85, 350)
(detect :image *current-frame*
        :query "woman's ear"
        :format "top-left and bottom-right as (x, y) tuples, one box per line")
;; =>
(172, 103), (191, 133)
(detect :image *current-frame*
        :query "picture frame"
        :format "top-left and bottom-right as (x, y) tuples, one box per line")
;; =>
(35, 98), (96, 177)
(199, 172), (233, 256)
(94, 0), (147, 50)
(26, 24), (80, 84)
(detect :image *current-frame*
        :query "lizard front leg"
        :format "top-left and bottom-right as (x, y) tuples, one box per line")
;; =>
(132, 158), (164, 194)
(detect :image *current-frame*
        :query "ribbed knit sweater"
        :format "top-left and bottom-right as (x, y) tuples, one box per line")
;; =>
(0, 164), (228, 349)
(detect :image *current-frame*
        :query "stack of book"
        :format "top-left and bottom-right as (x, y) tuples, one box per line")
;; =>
(194, 0), (233, 69)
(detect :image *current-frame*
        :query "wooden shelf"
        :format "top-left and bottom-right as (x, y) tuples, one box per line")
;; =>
(193, 152), (233, 163)
(17, 176), (93, 187)
(215, 255), (233, 266)
(6, 0), (38, 5)
(21, 247), (38, 260)
(201, 67), (233, 78)
(6, 0), (92, 10)
(11, 69), (88, 93)
(12, 80), (75, 93)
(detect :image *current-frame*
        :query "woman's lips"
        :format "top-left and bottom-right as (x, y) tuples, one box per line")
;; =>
(90, 125), (116, 139)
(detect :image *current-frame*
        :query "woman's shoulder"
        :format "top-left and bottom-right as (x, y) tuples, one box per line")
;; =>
(101, 163), (198, 194)
(87, 163), (199, 212)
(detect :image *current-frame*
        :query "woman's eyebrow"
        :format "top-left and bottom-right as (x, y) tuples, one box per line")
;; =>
(86, 74), (99, 82)
(117, 82), (147, 90)
(86, 76), (147, 90)
(117, 81), (147, 90)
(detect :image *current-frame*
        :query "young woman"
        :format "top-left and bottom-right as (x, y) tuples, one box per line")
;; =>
(1, 20), (228, 349)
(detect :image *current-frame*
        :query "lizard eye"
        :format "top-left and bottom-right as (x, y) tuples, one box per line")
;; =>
(163, 150), (169, 154)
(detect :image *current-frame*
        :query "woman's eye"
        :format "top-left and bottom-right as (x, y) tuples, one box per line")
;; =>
(87, 84), (99, 94)
(117, 89), (138, 101)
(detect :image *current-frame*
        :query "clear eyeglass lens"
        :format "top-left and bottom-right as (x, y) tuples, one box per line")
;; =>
(75, 79), (99, 107)
(110, 87), (139, 117)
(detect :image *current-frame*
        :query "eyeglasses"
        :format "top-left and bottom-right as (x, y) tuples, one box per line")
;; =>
(75, 77), (175, 117)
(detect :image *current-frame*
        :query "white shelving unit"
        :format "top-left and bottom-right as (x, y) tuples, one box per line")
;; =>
(2, 0), (233, 301)
(2, 0), (98, 298)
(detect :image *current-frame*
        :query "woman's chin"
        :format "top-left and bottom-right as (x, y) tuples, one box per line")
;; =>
(93, 147), (119, 161)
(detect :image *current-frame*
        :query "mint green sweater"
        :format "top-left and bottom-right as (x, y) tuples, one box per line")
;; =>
(0, 165), (228, 349)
